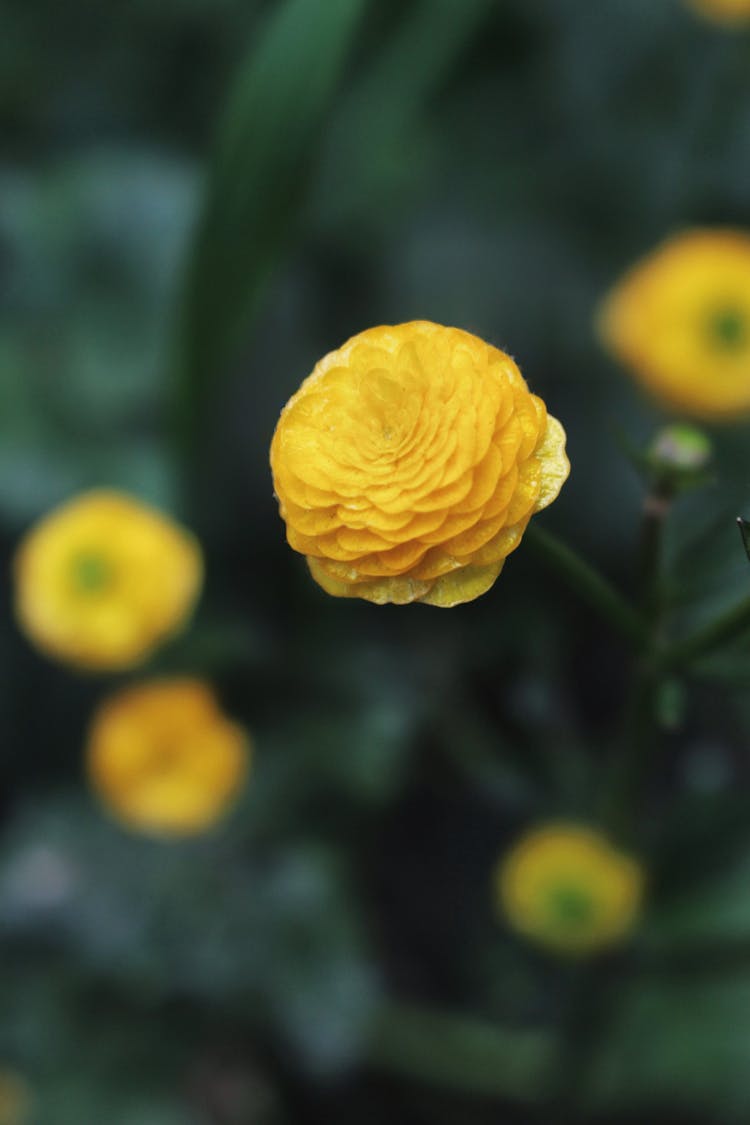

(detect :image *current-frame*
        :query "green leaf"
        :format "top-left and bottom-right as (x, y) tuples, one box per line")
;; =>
(172, 0), (366, 454)
(368, 1001), (555, 1103)
(650, 792), (750, 899)
(314, 0), (496, 231)
(586, 973), (750, 1117)
(583, 837), (750, 1114)
(645, 842), (750, 952)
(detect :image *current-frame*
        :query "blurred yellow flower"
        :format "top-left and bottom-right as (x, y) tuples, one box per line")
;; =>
(87, 679), (249, 837)
(14, 490), (203, 671)
(687, 0), (750, 23)
(599, 230), (750, 421)
(0, 1070), (31, 1125)
(496, 823), (643, 956)
(270, 321), (569, 607)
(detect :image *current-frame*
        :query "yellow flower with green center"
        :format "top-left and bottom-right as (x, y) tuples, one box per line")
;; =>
(14, 490), (203, 671)
(270, 321), (570, 607)
(687, 0), (750, 23)
(496, 823), (644, 956)
(599, 230), (750, 421)
(87, 679), (250, 836)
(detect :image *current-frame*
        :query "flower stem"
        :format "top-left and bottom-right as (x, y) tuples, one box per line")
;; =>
(600, 663), (659, 838)
(657, 597), (750, 674)
(639, 487), (672, 633)
(600, 483), (673, 838)
(525, 524), (647, 649)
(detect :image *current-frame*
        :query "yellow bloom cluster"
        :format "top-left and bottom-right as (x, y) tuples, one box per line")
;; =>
(687, 0), (750, 23)
(14, 490), (202, 671)
(87, 679), (249, 836)
(599, 230), (750, 421)
(271, 322), (569, 607)
(496, 823), (644, 956)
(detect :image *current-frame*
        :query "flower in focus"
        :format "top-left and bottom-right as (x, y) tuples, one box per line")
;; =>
(0, 1070), (32, 1125)
(270, 321), (569, 607)
(14, 490), (203, 671)
(496, 823), (644, 956)
(599, 230), (750, 421)
(686, 0), (750, 24)
(87, 679), (250, 837)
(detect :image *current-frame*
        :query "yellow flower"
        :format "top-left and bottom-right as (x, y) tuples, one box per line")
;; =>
(496, 823), (644, 956)
(0, 1071), (31, 1125)
(270, 321), (569, 607)
(14, 490), (203, 671)
(686, 0), (750, 23)
(87, 678), (249, 836)
(599, 230), (750, 421)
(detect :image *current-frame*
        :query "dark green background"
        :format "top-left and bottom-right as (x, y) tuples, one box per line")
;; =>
(3, 0), (750, 1120)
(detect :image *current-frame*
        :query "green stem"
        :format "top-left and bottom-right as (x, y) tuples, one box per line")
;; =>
(600, 663), (659, 839)
(600, 485), (673, 837)
(657, 594), (750, 674)
(549, 963), (616, 1119)
(652, 520), (750, 674)
(525, 524), (648, 649)
(551, 490), (670, 1115)
(638, 485), (672, 633)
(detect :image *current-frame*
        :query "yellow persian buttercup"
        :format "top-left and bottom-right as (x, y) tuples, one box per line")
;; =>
(270, 321), (570, 607)
(599, 230), (750, 421)
(496, 823), (644, 956)
(14, 490), (203, 671)
(687, 0), (750, 23)
(87, 678), (250, 836)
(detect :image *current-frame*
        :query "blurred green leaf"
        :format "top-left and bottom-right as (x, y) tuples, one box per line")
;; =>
(0, 962), (195, 1125)
(586, 972), (750, 1118)
(0, 797), (379, 1075)
(0, 156), (191, 524)
(173, 0), (366, 454)
(314, 0), (496, 232)
(654, 677), (686, 731)
(645, 842), (750, 952)
(650, 792), (750, 900)
(584, 823), (750, 1113)
(368, 1001), (555, 1103)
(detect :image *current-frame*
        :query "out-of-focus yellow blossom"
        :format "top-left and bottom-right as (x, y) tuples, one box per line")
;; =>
(0, 1070), (32, 1125)
(687, 0), (750, 24)
(270, 321), (569, 607)
(14, 490), (203, 671)
(496, 823), (644, 956)
(87, 679), (249, 837)
(599, 230), (750, 421)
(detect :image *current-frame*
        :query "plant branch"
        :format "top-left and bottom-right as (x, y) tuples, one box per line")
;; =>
(657, 595), (750, 674)
(525, 524), (647, 649)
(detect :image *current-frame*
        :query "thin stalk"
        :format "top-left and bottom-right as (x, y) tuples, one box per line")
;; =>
(600, 664), (659, 839)
(549, 963), (617, 1120)
(547, 490), (671, 1117)
(657, 593), (750, 674)
(525, 524), (648, 649)
(654, 520), (750, 673)
(638, 485), (673, 637)
(600, 485), (672, 838)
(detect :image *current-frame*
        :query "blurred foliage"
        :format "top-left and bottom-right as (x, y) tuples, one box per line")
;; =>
(6, 0), (750, 1121)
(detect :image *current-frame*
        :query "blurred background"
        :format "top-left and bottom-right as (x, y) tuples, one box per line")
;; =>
(5, 0), (750, 1121)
